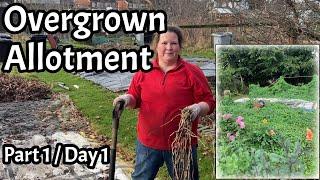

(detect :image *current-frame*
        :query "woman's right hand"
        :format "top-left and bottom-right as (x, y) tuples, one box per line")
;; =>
(113, 94), (131, 107)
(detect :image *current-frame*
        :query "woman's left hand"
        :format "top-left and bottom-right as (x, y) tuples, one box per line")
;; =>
(183, 103), (201, 122)
(183, 102), (210, 122)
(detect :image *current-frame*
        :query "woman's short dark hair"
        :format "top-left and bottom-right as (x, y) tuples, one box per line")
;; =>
(151, 26), (184, 50)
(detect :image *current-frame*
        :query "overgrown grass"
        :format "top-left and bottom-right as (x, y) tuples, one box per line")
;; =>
(217, 98), (318, 178)
(182, 47), (215, 59)
(249, 75), (318, 101)
(220, 101), (316, 143)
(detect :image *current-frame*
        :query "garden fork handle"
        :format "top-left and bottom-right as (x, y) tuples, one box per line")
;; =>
(109, 100), (125, 180)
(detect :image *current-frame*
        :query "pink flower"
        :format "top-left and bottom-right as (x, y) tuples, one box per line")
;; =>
(229, 134), (236, 141)
(227, 133), (236, 141)
(223, 113), (232, 120)
(236, 116), (244, 125)
(239, 121), (245, 129)
(236, 116), (244, 123)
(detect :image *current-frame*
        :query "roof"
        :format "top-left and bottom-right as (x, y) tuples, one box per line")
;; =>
(75, 0), (91, 7)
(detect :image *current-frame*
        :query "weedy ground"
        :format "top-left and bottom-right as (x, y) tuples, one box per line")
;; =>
(217, 77), (318, 178)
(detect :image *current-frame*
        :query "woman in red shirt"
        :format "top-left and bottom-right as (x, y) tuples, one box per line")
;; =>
(113, 26), (215, 180)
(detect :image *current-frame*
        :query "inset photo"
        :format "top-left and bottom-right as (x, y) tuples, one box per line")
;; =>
(216, 45), (319, 179)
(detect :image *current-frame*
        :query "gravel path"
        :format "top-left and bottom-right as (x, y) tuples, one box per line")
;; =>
(0, 96), (129, 180)
(0, 100), (59, 141)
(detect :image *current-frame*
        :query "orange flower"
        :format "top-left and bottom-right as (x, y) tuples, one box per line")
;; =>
(306, 128), (313, 141)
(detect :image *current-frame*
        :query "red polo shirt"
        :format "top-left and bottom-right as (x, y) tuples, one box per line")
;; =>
(127, 57), (215, 150)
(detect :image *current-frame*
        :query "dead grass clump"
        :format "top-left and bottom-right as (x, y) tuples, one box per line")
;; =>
(171, 108), (196, 180)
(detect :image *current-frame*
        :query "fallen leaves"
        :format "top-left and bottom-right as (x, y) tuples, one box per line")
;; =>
(0, 73), (51, 103)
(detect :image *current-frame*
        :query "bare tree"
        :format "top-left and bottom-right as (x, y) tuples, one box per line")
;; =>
(237, 0), (320, 44)
(149, 0), (212, 25)
(153, 0), (319, 45)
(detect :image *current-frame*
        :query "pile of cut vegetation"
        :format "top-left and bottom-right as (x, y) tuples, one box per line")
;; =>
(0, 73), (51, 103)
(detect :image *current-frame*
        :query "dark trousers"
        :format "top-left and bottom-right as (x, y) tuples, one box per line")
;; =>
(131, 140), (199, 180)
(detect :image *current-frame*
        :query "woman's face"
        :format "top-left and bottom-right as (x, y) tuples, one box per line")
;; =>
(156, 32), (181, 63)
